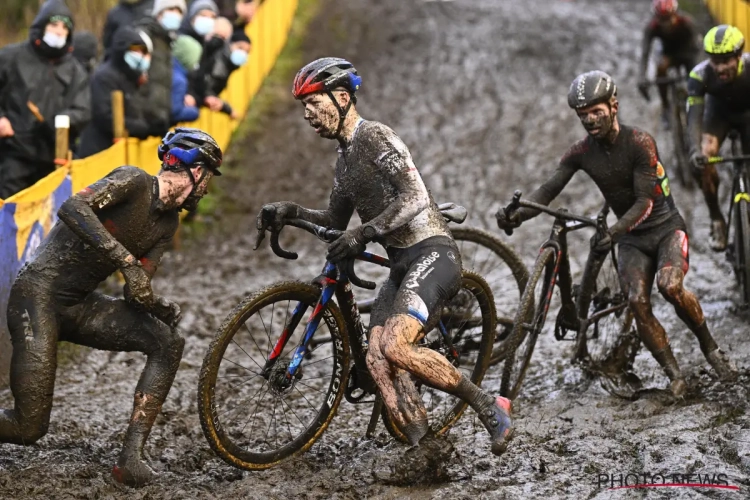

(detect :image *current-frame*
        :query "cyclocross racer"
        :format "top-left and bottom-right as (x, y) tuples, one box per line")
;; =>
(638, 0), (701, 128)
(687, 25), (750, 251)
(496, 71), (737, 397)
(0, 128), (222, 487)
(255, 58), (513, 455)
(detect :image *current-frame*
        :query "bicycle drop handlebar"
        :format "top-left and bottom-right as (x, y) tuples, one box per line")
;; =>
(268, 218), (376, 290)
(502, 190), (600, 236)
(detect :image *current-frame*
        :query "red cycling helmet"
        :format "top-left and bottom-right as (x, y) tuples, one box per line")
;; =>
(292, 58), (361, 100)
(653, 0), (678, 18)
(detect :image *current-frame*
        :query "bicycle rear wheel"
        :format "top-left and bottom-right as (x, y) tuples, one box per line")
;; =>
(574, 249), (637, 373)
(452, 227), (528, 347)
(500, 247), (556, 400)
(198, 281), (350, 470)
(381, 270), (496, 442)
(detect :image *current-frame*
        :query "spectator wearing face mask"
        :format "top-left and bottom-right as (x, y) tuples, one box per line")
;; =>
(179, 0), (219, 45)
(72, 31), (99, 75)
(134, 0), (188, 139)
(190, 17), (248, 119)
(79, 27), (160, 158)
(0, 0), (91, 198)
(102, 0), (155, 53)
(171, 35), (201, 124)
(214, 0), (259, 39)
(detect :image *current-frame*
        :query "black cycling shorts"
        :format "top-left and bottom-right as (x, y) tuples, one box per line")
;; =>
(370, 236), (462, 331)
(618, 215), (689, 275)
(703, 94), (750, 152)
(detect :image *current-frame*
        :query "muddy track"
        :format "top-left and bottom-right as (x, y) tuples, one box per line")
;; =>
(2, 0), (750, 498)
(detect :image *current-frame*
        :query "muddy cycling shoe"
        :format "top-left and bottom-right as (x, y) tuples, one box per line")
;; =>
(478, 396), (514, 456)
(112, 457), (157, 487)
(670, 378), (688, 398)
(709, 219), (728, 252)
(706, 349), (739, 381)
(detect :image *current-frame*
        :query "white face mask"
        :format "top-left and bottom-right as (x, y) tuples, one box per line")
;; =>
(193, 15), (215, 36)
(43, 32), (67, 49)
(160, 11), (183, 31)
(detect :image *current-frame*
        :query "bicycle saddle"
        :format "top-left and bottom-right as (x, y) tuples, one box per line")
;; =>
(438, 202), (467, 224)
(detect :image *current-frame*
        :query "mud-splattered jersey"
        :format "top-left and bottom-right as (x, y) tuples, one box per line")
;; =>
(687, 53), (750, 110)
(21, 166), (179, 304)
(644, 13), (699, 55)
(525, 126), (682, 240)
(325, 119), (450, 249)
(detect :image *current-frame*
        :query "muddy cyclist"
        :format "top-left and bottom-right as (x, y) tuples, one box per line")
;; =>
(0, 128), (222, 487)
(496, 71), (737, 397)
(255, 57), (513, 455)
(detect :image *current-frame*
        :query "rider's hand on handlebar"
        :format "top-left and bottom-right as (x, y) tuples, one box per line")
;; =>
(152, 295), (182, 328)
(122, 263), (154, 309)
(689, 151), (708, 175)
(327, 226), (371, 263)
(254, 202), (299, 249)
(591, 230), (613, 254)
(495, 208), (521, 231)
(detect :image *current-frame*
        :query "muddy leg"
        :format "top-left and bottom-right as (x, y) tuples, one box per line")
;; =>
(655, 232), (737, 380)
(367, 325), (427, 445)
(61, 293), (184, 487)
(619, 245), (686, 396)
(0, 287), (59, 445)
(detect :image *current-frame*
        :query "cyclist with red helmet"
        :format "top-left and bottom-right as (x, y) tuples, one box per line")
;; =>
(0, 128), (222, 487)
(687, 25), (750, 251)
(256, 58), (513, 455)
(497, 71), (737, 397)
(638, 0), (701, 128)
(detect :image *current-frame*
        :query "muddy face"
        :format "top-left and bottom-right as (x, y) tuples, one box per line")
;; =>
(710, 55), (740, 82)
(182, 169), (214, 212)
(301, 92), (345, 139)
(575, 102), (617, 141)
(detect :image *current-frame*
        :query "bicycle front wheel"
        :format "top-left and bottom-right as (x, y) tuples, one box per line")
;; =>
(198, 281), (350, 470)
(381, 270), (496, 441)
(500, 247), (556, 400)
(574, 249), (637, 373)
(734, 196), (750, 305)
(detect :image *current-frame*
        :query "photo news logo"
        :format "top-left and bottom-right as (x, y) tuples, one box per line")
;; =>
(596, 472), (740, 491)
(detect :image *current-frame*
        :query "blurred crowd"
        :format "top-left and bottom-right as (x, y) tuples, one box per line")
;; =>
(0, 0), (256, 199)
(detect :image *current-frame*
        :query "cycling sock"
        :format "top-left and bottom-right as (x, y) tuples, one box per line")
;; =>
(652, 347), (683, 381)
(448, 374), (495, 414)
(692, 321), (718, 355)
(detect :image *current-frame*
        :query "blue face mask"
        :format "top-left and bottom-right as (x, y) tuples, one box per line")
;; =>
(230, 49), (248, 67)
(43, 32), (67, 49)
(124, 51), (151, 73)
(159, 11), (183, 31)
(193, 16), (215, 36)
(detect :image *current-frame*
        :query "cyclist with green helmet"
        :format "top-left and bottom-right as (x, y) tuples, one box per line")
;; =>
(687, 25), (750, 250)
(256, 57), (514, 456)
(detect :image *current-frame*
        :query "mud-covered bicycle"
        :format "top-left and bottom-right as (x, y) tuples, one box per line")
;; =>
(706, 130), (750, 306)
(197, 213), (497, 470)
(498, 192), (636, 400)
(639, 70), (694, 189)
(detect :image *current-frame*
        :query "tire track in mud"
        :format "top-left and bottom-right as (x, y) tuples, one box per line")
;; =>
(2, 0), (749, 498)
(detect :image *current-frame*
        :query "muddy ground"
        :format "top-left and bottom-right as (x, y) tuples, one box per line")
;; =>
(2, 0), (750, 498)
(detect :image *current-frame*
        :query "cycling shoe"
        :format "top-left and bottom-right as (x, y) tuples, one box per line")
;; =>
(478, 396), (514, 456)
(706, 349), (739, 381)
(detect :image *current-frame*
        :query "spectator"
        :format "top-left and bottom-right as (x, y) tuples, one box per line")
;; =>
(0, 0), (91, 199)
(135, 0), (188, 138)
(171, 35), (201, 124)
(180, 0), (219, 45)
(191, 17), (245, 118)
(72, 31), (99, 75)
(213, 0), (258, 38)
(102, 0), (155, 54)
(79, 27), (160, 157)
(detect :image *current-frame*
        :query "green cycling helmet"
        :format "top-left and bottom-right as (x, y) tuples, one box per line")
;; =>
(704, 25), (745, 56)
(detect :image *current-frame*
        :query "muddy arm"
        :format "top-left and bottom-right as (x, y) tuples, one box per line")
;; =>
(639, 26), (654, 79)
(686, 74), (705, 153)
(518, 161), (577, 222)
(295, 183), (355, 231)
(58, 167), (143, 268)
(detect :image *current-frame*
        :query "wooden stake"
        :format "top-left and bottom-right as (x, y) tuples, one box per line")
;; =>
(112, 90), (126, 140)
(55, 115), (70, 168)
